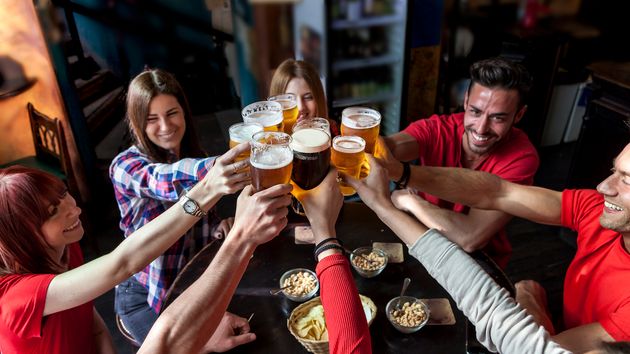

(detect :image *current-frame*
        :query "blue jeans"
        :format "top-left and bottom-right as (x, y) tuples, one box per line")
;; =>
(114, 277), (158, 343)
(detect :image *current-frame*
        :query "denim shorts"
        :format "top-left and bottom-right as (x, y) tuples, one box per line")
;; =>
(114, 277), (158, 343)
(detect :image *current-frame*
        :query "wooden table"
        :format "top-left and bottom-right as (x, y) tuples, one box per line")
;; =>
(164, 202), (473, 353)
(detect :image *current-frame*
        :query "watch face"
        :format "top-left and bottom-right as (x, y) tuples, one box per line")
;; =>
(183, 200), (197, 214)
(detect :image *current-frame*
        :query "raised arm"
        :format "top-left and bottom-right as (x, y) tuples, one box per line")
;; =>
(139, 183), (292, 354)
(345, 157), (571, 354)
(298, 169), (372, 354)
(376, 137), (562, 226)
(44, 143), (251, 316)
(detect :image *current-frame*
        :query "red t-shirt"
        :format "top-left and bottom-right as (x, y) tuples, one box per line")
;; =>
(0, 243), (95, 354)
(316, 254), (371, 354)
(403, 112), (539, 268)
(561, 189), (630, 340)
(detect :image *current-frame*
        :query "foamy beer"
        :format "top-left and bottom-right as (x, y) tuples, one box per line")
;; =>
(250, 131), (293, 191)
(332, 135), (366, 196)
(268, 93), (298, 134)
(228, 122), (264, 164)
(293, 117), (331, 137)
(241, 101), (284, 132)
(340, 107), (381, 153)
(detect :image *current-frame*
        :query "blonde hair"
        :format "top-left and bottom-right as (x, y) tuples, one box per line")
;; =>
(269, 59), (328, 119)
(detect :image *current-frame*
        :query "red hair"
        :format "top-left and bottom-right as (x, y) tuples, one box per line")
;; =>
(0, 166), (68, 275)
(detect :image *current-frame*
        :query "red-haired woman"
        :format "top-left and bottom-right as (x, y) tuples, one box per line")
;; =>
(0, 142), (258, 353)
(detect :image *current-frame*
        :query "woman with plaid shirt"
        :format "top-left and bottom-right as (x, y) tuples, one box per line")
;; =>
(110, 69), (250, 351)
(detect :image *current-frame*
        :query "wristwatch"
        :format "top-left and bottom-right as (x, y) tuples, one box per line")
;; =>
(179, 194), (207, 217)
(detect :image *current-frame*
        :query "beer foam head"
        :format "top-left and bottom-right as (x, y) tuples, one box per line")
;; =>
(290, 128), (330, 153)
(268, 94), (297, 110)
(250, 147), (293, 169)
(333, 136), (366, 153)
(242, 101), (283, 127)
(341, 107), (381, 129)
(229, 123), (264, 143)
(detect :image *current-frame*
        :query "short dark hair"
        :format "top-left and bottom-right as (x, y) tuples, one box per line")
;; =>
(468, 57), (533, 108)
(599, 341), (630, 354)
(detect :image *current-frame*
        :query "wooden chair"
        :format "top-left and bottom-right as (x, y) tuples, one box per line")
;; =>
(2, 103), (80, 200)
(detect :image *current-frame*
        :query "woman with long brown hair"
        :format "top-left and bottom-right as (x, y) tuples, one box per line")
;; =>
(109, 69), (249, 346)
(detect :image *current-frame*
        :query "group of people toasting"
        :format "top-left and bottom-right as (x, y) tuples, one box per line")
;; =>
(0, 55), (628, 354)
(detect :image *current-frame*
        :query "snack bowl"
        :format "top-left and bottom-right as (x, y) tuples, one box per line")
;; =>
(279, 268), (319, 302)
(350, 247), (388, 278)
(386, 295), (430, 333)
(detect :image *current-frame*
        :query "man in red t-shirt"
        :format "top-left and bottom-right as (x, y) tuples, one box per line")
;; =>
(381, 143), (630, 352)
(380, 57), (539, 268)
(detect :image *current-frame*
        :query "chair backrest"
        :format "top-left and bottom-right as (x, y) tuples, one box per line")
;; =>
(26, 102), (69, 175)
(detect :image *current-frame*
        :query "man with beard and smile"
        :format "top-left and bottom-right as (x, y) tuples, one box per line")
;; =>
(373, 143), (630, 353)
(379, 57), (539, 269)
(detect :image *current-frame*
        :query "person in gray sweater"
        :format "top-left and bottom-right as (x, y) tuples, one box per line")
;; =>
(345, 155), (627, 354)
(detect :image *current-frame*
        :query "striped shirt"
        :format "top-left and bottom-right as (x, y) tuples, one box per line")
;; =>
(109, 146), (219, 313)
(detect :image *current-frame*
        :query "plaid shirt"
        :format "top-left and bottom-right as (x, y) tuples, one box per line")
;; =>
(109, 146), (218, 313)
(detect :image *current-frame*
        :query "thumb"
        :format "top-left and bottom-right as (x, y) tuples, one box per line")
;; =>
(230, 332), (256, 347)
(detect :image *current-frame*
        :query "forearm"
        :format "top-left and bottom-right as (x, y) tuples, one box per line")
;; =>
(371, 202), (429, 246)
(317, 255), (371, 354)
(93, 308), (116, 354)
(140, 235), (255, 354)
(409, 230), (570, 354)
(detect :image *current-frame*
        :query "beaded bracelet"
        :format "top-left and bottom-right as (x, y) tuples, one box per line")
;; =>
(394, 161), (411, 190)
(314, 243), (345, 260)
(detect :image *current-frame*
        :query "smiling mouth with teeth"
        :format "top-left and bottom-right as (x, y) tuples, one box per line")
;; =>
(64, 220), (81, 232)
(604, 201), (624, 212)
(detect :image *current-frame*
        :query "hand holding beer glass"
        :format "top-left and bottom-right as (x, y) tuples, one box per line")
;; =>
(289, 120), (331, 215)
(242, 101), (284, 132)
(268, 93), (298, 134)
(331, 135), (366, 196)
(250, 131), (293, 191)
(340, 107), (381, 178)
(229, 122), (264, 172)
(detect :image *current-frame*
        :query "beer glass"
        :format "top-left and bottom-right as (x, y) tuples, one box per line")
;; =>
(268, 93), (298, 134)
(290, 121), (332, 215)
(241, 101), (284, 132)
(331, 135), (366, 196)
(250, 131), (293, 191)
(293, 117), (331, 137)
(340, 107), (381, 177)
(228, 122), (264, 166)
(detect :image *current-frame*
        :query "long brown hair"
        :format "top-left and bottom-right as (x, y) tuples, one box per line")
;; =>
(0, 166), (68, 275)
(126, 69), (206, 162)
(269, 59), (328, 119)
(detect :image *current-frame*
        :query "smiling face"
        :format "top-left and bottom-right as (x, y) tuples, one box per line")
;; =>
(597, 144), (630, 236)
(462, 84), (526, 159)
(144, 94), (186, 157)
(41, 191), (83, 259)
(285, 77), (318, 121)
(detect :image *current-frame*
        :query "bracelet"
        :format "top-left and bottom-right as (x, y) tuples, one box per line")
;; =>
(394, 161), (411, 190)
(314, 237), (342, 250)
(314, 243), (345, 260)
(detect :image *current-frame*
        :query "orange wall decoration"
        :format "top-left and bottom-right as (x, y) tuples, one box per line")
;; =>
(0, 0), (88, 201)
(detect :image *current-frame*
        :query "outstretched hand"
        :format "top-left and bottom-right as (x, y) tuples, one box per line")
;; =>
(230, 184), (292, 246)
(344, 154), (394, 211)
(295, 168), (343, 242)
(202, 312), (256, 353)
(204, 142), (252, 197)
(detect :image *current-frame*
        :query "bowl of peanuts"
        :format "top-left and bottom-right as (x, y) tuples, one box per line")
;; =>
(279, 268), (319, 302)
(350, 247), (388, 278)
(386, 296), (430, 333)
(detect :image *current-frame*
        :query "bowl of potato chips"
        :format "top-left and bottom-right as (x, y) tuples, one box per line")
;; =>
(287, 295), (376, 354)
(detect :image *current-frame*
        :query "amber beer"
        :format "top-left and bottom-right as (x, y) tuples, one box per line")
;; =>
(340, 107), (381, 153)
(250, 131), (293, 191)
(290, 128), (331, 190)
(228, 122), (264, 164)
(332, 136), (366, 196)
(241, 101), (284, 132)
(268, 94), (298, 134)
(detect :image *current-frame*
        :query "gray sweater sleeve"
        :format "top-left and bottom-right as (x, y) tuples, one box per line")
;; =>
(409, 229), (571, 354)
